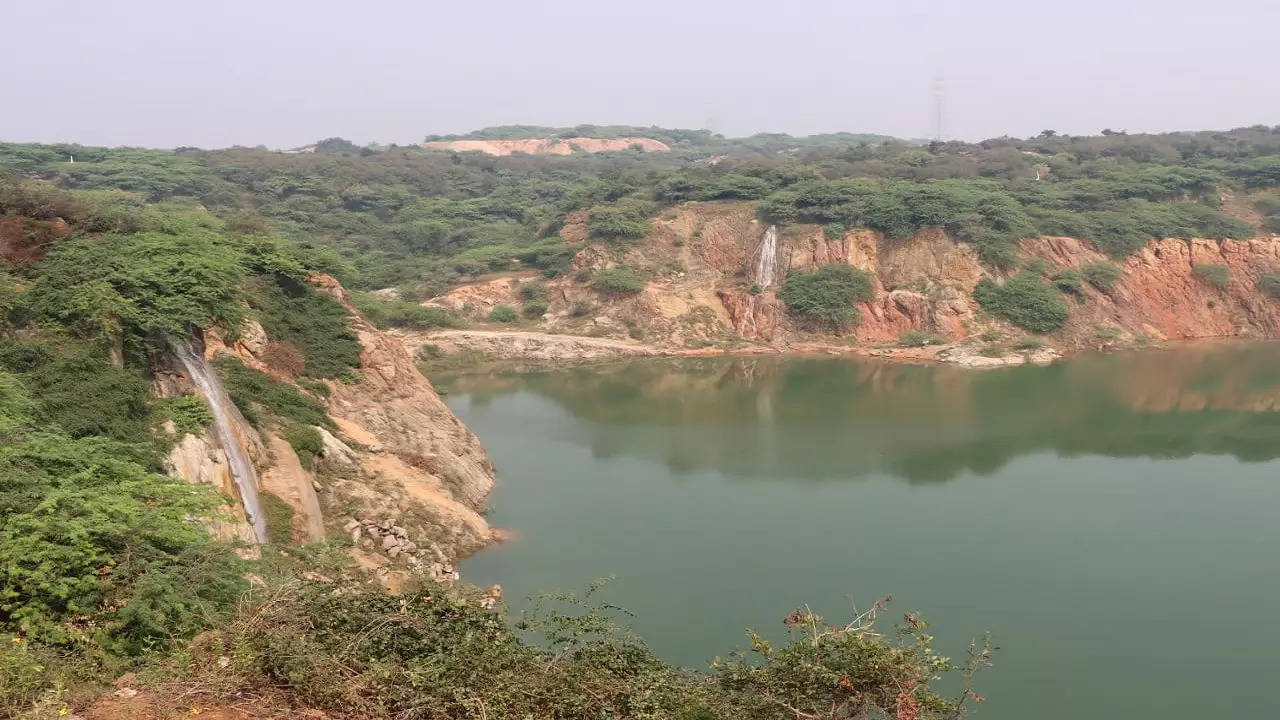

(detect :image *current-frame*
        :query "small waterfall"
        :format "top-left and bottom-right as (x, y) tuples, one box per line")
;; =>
(171, 338), (267, 543)
(755, 225), (779, 287)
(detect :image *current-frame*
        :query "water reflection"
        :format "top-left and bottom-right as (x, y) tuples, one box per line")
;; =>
(441, 342), (1280, 483)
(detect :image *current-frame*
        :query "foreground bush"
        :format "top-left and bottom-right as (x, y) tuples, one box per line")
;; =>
(159, 579), (987, 720)
(778, 264), (876, 329)
(973, 273), (1069, 333)
(0, 432), (245, 652)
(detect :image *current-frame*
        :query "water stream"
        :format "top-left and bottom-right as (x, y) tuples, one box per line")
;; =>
(171, 337), (267, 543)
(754, 224), (779, 287)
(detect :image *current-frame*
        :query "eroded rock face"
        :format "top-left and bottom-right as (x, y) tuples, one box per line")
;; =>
(1019, 236), (1280, 346)
(718, 289), (783, 340)
(161, 273), (500, 571)
(311, 273), (498, 560)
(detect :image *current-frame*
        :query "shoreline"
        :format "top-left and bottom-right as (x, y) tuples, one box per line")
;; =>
(406, 328), (1280, 376)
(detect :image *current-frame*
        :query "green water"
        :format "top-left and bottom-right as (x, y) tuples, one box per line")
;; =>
(445, 343), (1280, 719)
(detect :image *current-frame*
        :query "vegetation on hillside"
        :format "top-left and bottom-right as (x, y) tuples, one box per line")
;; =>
(5, 125), (1278, 300)
(778, 264), (876, 328)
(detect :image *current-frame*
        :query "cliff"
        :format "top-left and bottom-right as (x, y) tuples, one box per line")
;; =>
(421, 136), (671, 155)
(157, 274), (499, 583)
(415, 201), (1280, 363)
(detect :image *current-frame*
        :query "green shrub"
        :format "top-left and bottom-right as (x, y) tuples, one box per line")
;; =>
(1193, 263), (1230, 289)
(31, 230), (250, 343)
(898, 330), (945, 347)
(488, 304), (518, 323)
(1081, 262), (1123, 291)
(0, 432), (245, 651)
(973, 273), (1069, 332)
(283, 423), (323, 469)
(247, 277), (361, 379)
(350, 292), (461, 331)
(1014, 336), (1046, 350)
(778, 264), (876, 329)
(748, 284), (763, 295)
(0, 339), (155, 450)
(569, 300), (594, 317)
(518, 281), (548, 302)
(587, 202), (652, 240)
(213, 357), (332, 429)
(158, 395), (213, 436)
(1052, 269), (1085, 295)
(1, 636), (51, 716)
(592, 266), (646, 295)
(522, 300), (548, 318)
(260, 491), (296, 545)
(1022, 258), (1048, 275)
(977, 241), (1020, 270)
(1258, 273), (1280, 299)
(216, 579), (978, 720)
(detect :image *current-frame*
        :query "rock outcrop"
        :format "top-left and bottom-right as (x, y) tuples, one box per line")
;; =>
(159, 273), (500, 576)
(421, 137), (670, 156)
(414, 200), (1280, 361)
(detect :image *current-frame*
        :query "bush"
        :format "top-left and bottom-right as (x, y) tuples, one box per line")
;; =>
(1258, 273), (1280, 299)
(569, 300), (594, 317)
(210, 579), (982, 720)
(1193, 263), (1230, 289)
(260, 491), (297, 545)
(1052, 268), (1084, 295)
(973, 273), (1069, 332)
(592, 266), (646, 295)
(158, 395), (213, 436)
(247, 277), (361, 379)
(522, 300), (548, 318)
(0, 339), (155, 449)
(587, 203), (651, 240)
(778, 264), (876, 329)
(0, 432), (245, 651)
(898, 330), (945, 347)
(283, 423), (323, 469)
(488, 304), (518, 323)
(1014, 336), (1046, 350)
(1081, 262), (1123, 291)
(518, 281), (548, 302)
(351, 293), (461, 331)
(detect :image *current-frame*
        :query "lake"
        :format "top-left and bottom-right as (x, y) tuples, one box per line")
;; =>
(444, 343), (1280, 719)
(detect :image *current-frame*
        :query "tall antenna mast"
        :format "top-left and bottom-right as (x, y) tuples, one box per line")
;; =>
(931, 74), (945, 142)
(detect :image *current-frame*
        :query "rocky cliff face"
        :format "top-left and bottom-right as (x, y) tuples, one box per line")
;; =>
(158, 274), (499, 582)
(420, 200), (1280, 358)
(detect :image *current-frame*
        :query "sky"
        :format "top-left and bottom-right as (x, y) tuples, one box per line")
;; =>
(3, 0), (1278, 149)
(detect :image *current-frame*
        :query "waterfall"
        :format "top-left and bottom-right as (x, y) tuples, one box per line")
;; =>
(755, 225), (779, 287)
(171, 338), (267, 543)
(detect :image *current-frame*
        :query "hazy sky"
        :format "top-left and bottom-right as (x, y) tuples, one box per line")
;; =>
(4, 0), (1278, 149)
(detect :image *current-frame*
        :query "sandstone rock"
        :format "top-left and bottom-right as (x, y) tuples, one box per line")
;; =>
(317, 427), (357, 466)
